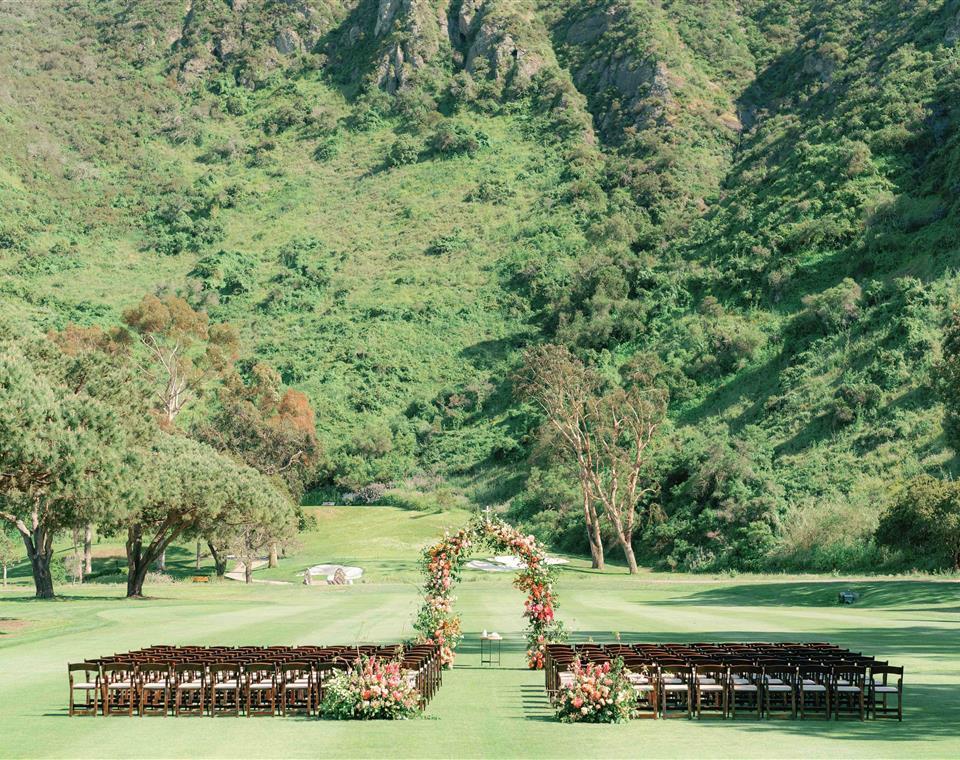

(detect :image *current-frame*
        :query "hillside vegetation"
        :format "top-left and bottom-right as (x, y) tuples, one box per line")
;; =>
(1, 0), (959, 572)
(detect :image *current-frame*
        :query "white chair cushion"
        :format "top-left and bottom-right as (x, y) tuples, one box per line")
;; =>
(764, 677), (784, 684)
(767, 684), (792, 692)
(107, 682), (133, 689)
(72, 682), (98, 690)
(143, 683), (168, 690)
(249, 683), (273, 690)
(178, 681), (203, 689)
(873, 685), (898, 693)
(214, 683), (238, 690)
(836, 685), (862, 692)
(662, 677), (683, 684)
(664, 684), (689, 691)
(286, 680), (311, 689)
(698, 684), (724, 691)
(733, 684), (758, 692)
(632, 684), (654, 692)
(801, 684), (826, 692)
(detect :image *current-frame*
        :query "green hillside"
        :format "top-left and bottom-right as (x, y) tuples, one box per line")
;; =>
(1, 0), (959, 572)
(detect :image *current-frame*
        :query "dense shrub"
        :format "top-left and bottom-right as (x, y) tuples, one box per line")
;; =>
(800, 278), (863, 333)
(646, 430), (785, 571)
(430, 122), (488, 157)
(876, 476), (960, 571)
(386, 136), (421, 168)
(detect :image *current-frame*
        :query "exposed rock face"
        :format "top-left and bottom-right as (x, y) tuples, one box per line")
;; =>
(374, 0), (452, 92)
(465, 18), (543, 84)
(375, 0), (404, 37)
(275, 29), (303, 55)
(573, 52), (671, 134)
(457, 0), (485, 38)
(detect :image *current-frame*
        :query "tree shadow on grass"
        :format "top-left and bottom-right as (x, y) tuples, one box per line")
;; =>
(658, 581), (960, 609)
(687, 683), (958, 743)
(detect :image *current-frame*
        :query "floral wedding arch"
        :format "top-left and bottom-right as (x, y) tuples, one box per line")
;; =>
(414, 512), (565, 669)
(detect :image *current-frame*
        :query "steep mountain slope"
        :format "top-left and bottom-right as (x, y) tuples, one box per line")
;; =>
(1, 0), (958, 571)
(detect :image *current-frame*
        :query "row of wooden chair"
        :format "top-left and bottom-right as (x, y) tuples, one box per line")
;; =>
(68, 643), (442, 717)
(545, 642), (903, 721)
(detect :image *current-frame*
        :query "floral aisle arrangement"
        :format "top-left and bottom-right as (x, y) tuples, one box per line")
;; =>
(320, 656), (422, 720)
(414, 513), (565, 669)
(555, 658), (636, 724)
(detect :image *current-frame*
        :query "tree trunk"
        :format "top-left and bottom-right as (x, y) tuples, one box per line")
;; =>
(2, 564), (6, 587)
(20, 518), (54, 599)
(268, 543), (278, 568)
(126, 525), (148, 598)
(581, 488), (604, 570)
(28, 545), (54, 598)
(84, 524), (93, 575)
(71, 528), (81, 585)
(244, 561), (253, 584)
(619, 536), (639, 575)
(157, 549), (166, 572)
(208, 542), (227, 577)
(196, 540), (201, 570)
(125, 523), (181, 598)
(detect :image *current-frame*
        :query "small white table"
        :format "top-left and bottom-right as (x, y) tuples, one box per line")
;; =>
(480, 632), (502, 666)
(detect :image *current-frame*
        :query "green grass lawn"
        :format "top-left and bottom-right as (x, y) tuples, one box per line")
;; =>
(1, 508), (959, 758)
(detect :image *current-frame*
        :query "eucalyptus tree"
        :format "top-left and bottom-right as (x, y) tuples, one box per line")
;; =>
(517, 344), (668, 574)
(122, 293), (238, 427)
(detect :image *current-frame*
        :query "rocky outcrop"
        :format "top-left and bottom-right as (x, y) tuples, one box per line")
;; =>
(459, 2), (545, 86)
(457, 0), (485, 38)
(373, 0), (452, 92)
(274, 29), (303, 55)
(466, 22), (542, 83)
(572, 52), (672, 134)
(175, 0), (336, 84)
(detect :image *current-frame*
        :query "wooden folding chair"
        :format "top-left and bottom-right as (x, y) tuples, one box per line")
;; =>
(659, 664), (693, 719)
(174, 663), (206, 716)
(763, 662), (796, 719)
(833, 666), (866, 721)
(729, 665), (763, 720)
(694, 665), (728, 719)
(68, 663), (100, 717)
(102, 662), (137, 716)
(869, 666), (903, 721)
(209, 664), (242, 717)
(245, 663), (277, 717)
(798, 665), (832, 720)
(623, 659), (658, 718)
(280, 662), (313, 716)
(138, 662), (171, 716)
